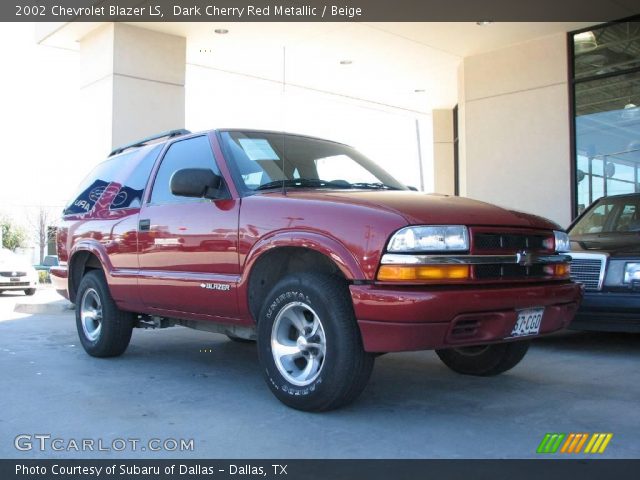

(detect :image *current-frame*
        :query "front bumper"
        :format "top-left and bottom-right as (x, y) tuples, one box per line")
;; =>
(0, 276), (38, 291)
(49, 266), (69, 300)
(350, 281), (582, 352)
(570, 290), (640, 333)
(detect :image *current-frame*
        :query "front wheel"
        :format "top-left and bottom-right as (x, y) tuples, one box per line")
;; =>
(436, 341), (530, 376)
(24, 288), (36, 296)
(257, 273), (374, 412)
(76, 270), (134, 357)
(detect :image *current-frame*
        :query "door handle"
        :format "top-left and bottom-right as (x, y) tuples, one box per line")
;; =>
(139, 219), (151, 231)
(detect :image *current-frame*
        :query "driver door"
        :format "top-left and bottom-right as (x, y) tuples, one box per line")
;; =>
(137, 134), (240, 319)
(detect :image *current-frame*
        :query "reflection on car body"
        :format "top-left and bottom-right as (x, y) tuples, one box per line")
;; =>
(569, 193), (640, 332)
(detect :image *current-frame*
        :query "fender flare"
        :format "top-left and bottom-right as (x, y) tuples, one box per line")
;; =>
(67, 240), (113, 301)
(241, 230), (365, 282)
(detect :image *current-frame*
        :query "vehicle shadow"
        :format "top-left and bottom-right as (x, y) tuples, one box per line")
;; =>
(533, 329), (640, 353)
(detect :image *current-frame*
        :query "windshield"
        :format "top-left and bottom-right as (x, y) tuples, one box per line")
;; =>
(570, 196), (640, 235)
(219, 131), (407, 192)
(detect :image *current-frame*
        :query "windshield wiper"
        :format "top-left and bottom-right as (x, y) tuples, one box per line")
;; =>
(348, 182), (399, 190)
(255, 179), (351, 191)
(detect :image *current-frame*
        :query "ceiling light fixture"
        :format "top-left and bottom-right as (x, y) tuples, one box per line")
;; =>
(621, 102), (639, 121)
(476, 21), (493, 26)
(214, 28), (229, 34)
(339, 60), (353, 65)
(573, 31), (597, 54)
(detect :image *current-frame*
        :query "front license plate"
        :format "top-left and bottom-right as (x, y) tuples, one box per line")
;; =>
(10, 278), (20, 282)
(509, 308), (544, 338)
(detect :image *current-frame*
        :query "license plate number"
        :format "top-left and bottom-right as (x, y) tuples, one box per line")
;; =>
(510, 308), (544, 338)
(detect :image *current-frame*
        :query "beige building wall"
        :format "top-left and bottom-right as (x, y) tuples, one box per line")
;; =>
(458, 33), (572, 227)
(432, 109), (455, 195)
(79, 24), (186, 162)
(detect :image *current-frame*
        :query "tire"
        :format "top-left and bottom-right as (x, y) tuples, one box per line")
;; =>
(226, 334), (255, 344)
(75, 270), (133, 358)
(257, 273), (374, 412)
(24, 288), (36, 296)
(435, 341), (530, 376)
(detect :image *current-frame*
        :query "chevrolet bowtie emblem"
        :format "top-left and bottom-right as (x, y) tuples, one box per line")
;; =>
(516, 251), (534, 267)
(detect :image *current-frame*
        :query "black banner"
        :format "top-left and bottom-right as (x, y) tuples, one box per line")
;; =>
(2, 459), (640, 480)
(3, 0), (640, 22)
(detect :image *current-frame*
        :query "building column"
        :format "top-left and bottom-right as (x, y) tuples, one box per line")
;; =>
(79, 23), (186, 161)
(456, 33), (572, 227)
(432, 109), (456, 195)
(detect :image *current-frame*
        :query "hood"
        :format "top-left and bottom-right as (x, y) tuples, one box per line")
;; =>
(275, 190), (560, 229)
(570, 233), (640, 256)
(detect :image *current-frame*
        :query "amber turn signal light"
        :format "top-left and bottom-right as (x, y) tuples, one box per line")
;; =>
(377, 265), (471, 281)
(544, 263), (571, 278)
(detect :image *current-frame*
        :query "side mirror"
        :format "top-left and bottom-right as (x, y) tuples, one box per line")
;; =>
(171, 168), (224, 199)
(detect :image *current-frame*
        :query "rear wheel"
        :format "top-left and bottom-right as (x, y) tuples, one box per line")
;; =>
(76, 270), (133, 357)
(257, 273), (374, 412)
(435, 341), (530, 376)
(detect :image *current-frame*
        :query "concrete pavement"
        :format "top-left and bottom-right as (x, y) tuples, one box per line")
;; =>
(1, 288), (638, 459)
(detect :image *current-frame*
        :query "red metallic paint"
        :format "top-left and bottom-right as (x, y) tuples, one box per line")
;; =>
(350, 282), (582, 351)
(51, 128), (583, 353)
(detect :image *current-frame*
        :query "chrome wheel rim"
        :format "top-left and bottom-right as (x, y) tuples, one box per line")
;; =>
(80, 288), (103, 342)
(271, 302), (326, 386)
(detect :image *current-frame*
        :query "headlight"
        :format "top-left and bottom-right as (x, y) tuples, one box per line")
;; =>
(554, 230), (570, 252)
(624, 263), (640, 284)
(387, 225), (469, 252)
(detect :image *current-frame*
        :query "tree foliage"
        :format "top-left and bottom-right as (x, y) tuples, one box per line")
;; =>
(0, 217), (28, 251)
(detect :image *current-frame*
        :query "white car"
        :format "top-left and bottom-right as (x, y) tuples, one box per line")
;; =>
(0, 248), (38, 296)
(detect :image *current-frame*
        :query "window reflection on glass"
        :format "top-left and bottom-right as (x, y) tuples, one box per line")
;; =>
(573, 22), (640, 80)
(573, 19), (640, 215)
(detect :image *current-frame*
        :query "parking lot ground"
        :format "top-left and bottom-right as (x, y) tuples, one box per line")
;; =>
(1, 288), (638, 459)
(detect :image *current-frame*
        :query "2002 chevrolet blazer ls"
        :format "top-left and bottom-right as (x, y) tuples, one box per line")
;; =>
(51, 128), (582, 411)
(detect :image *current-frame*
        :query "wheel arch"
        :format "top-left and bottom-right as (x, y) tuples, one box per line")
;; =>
(243, 233), (364, 322)
(68, 243), (111, 303)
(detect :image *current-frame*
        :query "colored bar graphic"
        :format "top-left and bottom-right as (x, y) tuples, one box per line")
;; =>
(537, 433), (566, 453)
(560, 433), (589, 453)
(539, 433), (613, 454)
(584, 433), (614, 454)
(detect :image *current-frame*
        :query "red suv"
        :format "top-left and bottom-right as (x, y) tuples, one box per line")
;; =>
(51, 129), (582, 411)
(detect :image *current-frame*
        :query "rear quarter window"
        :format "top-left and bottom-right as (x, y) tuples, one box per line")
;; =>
(64, 144), (162, 215)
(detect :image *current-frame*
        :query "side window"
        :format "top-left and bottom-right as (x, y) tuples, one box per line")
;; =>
(150, 136), (221, 205)
(110, 144), (162, 210)
(614, 203), (640, 232)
